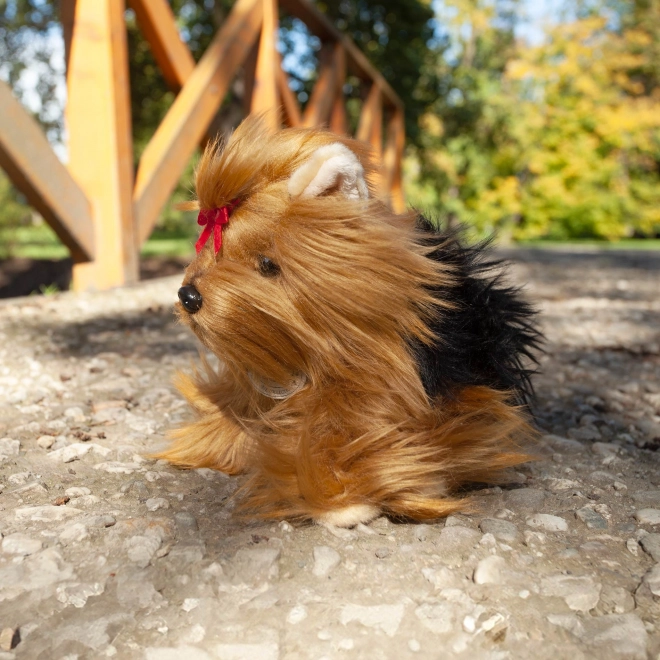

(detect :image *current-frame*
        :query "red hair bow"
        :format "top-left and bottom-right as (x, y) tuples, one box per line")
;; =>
(195, 198), (241, 255)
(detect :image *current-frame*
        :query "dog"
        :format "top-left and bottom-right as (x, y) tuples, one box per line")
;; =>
(158, 116), (540, 527)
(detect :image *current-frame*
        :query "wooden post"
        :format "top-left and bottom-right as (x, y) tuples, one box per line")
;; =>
(302, 42), (337, 127)
(383, 107), (406, 213)
(243, 38), (260, 115)
(357, 82), (383, 159)
(250, 0), (279, 130)
(329, 45), (347, 135)
(277, 61), (302, 127)
(66, 0), (137, 291)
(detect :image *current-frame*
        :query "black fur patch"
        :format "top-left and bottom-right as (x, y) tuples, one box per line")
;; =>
(412, 217), (542, 405)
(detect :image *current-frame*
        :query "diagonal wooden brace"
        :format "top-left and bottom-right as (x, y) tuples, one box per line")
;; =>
(0, 80), (94, 263)
(134, 0), (263, 245)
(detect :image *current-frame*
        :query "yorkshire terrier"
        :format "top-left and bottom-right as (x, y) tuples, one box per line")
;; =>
(159, 117), (540, 527)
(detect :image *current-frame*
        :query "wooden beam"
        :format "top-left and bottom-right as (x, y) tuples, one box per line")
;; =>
(383, 107), (406, 213)
(67, 0), (137, 290)
(128, 0), (195, 92)
(60, 0), (76, 72)
(243, 37), (260, 115)
(0, 80), (94, 262)
(134, 0), (262, 246)
(279, 0), (403, 111)
(277, 63), (302, 127)
(329, 44), (347, 135)
(250, 0), (279, 129)
(357, 82), (382, 158)
(302, 42), (337, 127)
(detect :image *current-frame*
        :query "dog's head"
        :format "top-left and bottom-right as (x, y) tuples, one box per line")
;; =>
(177, 117), (450, 394)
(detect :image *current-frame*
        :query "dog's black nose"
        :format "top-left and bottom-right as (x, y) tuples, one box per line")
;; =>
(178, 285), (203, 313)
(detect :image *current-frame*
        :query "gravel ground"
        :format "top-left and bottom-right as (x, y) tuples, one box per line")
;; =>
(0, 247), (659, 660)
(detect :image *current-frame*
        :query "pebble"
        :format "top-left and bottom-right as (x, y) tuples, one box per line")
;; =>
(340, 603), (405, 637)
(181, 598), (199, 612)
(213, 643), (279, 660)
(229, 547), (281, 583)
(598, 585), (635, 614)
(85, 514), (116, 528)
(286, 605), (308, 624)
(643, 564), (660, 597)
(313, 545), (341, 577)
(375, 546), (390, 558)
(526, 513), (568, 532)
(175, 511), (199, 534)
(639, 534), (660, 562)
(0, 438), (20, 457)
(523, 530), (546, 548)
(505, 488), (546, 510)
(626, 538), (639, 556)
(568, 426), (601, 442)
(542, 434), (585, 453)
(8, 472), (31, 485)
(589, 471), (616, 485)
(576, 506), (608, 529)
(541, 574), (602, 612)
(413, 524), (430, 541)
(473, 555), (506, 585)
(64, 406), (86, 421)
(65, 486), (91, 497)
(59, 522), (89, 545)
(462, 615), (476, 633)
(445, 514), (472, 527)
(421, 566), (462, 590)
(55, 581), (104, 608)
(634, 508), (660, 525)
(548, 613), (648, 657)
(479, 518), (519, 543)
(145, 646), (211, 660)
(415, 602), (458, 635)
(631, 491), (660, 507)
(546, 478), (581, 491)
(116, 569), (165, 610)
(1, 533), (42, 556)
(125, 534), (163, 568)
(146, 498), (169, 511)
(36, 435), (54, 449)
(93, 461), (142, 474)
(592, 442), (619, 457)
(437, 525), (481, 558)
(14, 505), (82, 522)
(585, 614), (649, 658)
(47, 442), (91, 463)
(0, 628), (19, 652)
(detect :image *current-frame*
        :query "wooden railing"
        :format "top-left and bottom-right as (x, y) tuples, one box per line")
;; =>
(0, 0), (406, 291)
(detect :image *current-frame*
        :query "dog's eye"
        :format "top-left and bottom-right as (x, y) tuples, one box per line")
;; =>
(257, 255), (280, 277)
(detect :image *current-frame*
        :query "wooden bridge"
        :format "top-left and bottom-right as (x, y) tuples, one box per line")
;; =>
(0, 0), (405, 291)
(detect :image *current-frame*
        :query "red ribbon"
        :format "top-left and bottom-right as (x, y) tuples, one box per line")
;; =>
(195, 199), (241, 255)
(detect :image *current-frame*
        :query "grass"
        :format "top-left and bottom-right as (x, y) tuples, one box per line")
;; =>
(516, 238), (660, 251)
(1, 224), (196, 260)
(2, 223), (659, 261)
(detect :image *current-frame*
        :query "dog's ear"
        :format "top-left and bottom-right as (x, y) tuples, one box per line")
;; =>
(288, 143), (369, 200)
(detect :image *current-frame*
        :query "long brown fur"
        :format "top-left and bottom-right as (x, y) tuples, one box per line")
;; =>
(156, 117), (535, 524)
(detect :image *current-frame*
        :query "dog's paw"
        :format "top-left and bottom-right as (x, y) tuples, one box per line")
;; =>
(315, 504), (380, 528)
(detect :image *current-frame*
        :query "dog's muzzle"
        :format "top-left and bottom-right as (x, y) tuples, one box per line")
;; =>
(178, 285), (203, 313)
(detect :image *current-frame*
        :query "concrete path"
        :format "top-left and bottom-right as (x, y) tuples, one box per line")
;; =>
(0, 248), (659, 659)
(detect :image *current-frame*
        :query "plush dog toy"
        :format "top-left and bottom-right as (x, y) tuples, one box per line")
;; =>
(160, 117), (540, 527)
